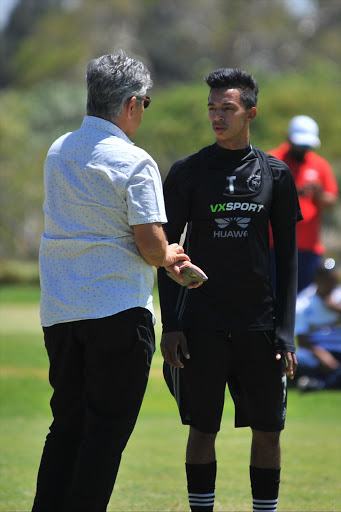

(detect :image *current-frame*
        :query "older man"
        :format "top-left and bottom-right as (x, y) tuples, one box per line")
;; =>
(32, 51), (189, 512)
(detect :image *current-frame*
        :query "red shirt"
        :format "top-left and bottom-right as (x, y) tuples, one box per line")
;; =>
(269, 143), (338, 254)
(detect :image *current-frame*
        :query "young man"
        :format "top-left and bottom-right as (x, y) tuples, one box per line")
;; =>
(158, 68), (302, 512)
(32, 51), (189, 512)
(269, 115), (338, 292)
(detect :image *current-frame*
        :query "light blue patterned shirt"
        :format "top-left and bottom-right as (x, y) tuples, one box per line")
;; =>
(39, 116), (167, 326)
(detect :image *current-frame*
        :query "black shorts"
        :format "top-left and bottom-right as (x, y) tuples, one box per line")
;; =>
(163, 328), (287, 433)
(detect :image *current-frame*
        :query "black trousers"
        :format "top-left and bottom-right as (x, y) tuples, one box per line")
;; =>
(32, 307), (155, 512)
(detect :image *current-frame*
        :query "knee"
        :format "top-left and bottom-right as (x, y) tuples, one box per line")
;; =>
(49, 408), (84, 438)
(187, 427), (217, 464)
(188, 427), (217, 454)
(189, 427), (217, 446)
(252, 429), (281, 449)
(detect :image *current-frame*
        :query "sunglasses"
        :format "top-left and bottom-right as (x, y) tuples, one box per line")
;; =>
(136, 95), (151, 109)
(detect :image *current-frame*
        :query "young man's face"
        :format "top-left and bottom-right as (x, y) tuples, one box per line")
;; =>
(208, 88), (257, 150)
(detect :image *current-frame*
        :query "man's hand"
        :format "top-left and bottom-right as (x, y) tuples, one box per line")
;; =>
(165, 260), (205, 288)
(161, 331), (190, 368)
(161, 243), (190, 267)
(133, 223), (190, 269)
(162, 245), (191, 283)
(298, 184), (337, 210)
(298, 182), (322, 198)
(276, 351), (298, 380)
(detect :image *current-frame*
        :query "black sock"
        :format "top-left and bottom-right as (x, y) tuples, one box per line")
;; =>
(186, 461), (217, 511)
(250, 466), (280, 512)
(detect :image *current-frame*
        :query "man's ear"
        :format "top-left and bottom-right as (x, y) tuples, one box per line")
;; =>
(126, 96), (138, 118)
(247, 107), (257, 121)
(114, 96), (140, 136)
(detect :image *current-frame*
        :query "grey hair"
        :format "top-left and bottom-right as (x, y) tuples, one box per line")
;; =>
(86, 50), (153, 121)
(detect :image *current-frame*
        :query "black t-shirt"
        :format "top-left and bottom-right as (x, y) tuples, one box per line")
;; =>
(157, 143), (303, 352)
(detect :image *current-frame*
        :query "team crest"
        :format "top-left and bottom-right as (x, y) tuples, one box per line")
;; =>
(247, 173), (261, 192)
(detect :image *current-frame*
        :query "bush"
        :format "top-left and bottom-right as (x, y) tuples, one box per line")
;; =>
(0, 260), (39, 285)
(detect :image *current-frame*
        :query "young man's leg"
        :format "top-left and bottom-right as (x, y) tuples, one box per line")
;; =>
(186, 427), (217, 512)
(163, 327), (229, 512)
(227, 331), (287, 512)
(250, 430), (281, 512)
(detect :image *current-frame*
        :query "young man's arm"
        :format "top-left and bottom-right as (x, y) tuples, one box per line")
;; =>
(157, 161), (193, 365)
(269, 156), (302, 378)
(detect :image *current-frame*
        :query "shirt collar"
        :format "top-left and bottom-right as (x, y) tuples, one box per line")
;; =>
(82, 116), (134, 145)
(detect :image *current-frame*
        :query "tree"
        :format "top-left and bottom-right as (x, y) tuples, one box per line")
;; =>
(1, 0), (341, 260)
(2, 0), (341, 88)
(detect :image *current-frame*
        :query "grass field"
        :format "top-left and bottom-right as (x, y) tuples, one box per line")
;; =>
(1, 284), (341, 511)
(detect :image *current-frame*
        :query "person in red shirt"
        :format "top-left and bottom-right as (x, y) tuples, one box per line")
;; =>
(269, 115), (338, 292)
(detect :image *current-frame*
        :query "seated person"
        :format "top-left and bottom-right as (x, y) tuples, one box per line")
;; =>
(295, 258), (341, 391)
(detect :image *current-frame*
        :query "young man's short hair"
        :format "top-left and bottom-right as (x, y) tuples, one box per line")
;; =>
(204, 68), (258, 109)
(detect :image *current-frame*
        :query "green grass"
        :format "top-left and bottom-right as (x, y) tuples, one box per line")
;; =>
(1, 285), (341, 511)
(0, 284), (41, 304)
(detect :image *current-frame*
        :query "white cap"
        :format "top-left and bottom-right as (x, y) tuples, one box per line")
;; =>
(288, 115), (321, 148)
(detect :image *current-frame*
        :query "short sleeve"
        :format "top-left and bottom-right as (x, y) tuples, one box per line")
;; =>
(126, 159), (167, 226)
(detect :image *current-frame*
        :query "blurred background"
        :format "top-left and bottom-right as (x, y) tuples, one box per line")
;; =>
(1, 0), (341, 281)
(1, 3), (341, 510)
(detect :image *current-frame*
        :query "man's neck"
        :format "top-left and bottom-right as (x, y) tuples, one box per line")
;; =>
(216, 139), (250, 151)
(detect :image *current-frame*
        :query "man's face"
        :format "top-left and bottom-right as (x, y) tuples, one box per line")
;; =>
(126, 101), (145, 137)
(288, 143), (311, 161)
(208, 88), (256, 149)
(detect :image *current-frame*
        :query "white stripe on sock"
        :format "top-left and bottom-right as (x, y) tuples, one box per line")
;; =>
(189, 502), (215, 508)
(253, 499), (278, 503)
(253, 497), (278, 512)
(189, 492), (215, 507)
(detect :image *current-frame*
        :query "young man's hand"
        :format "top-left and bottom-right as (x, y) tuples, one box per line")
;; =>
(161, 331), (190, 368)
(276, 352), (298, 380)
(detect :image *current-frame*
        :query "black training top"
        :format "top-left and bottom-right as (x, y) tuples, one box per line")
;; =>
(157, 143), (303, 352)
